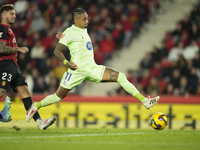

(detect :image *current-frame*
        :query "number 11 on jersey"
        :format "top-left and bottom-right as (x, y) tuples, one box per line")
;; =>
(65, 72), (72, 81)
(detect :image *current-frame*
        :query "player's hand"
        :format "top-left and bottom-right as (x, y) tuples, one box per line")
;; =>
(18, 47), (29, 53)
(66, 62), (78, 71)
(56, 32), (63, 40)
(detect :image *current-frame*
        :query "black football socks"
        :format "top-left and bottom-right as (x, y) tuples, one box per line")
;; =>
(22, 97), (41, 121)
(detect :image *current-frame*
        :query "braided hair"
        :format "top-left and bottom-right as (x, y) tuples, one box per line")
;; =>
(72, 8), (85, 24)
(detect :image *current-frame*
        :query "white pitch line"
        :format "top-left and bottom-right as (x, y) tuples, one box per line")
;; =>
(0, 131), (199, 140)
(0, 132), (146, 140)
(1, 140), (200, 146)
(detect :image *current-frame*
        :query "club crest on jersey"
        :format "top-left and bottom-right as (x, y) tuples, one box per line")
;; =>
(86, 41), (92, 50)
(0, 32), (3, 37)
(2, 81), (6, 86)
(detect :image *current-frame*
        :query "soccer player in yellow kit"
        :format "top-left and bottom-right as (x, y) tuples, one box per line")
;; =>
(26, 8), (160, 122)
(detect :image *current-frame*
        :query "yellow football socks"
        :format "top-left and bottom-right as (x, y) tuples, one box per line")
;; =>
(36, 94), (62, 110)
(117, 72), (145, 102)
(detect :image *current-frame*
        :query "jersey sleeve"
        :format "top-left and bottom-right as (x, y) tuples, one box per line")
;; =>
(0, 24), (8, 42)
(58, 28), (73, 46)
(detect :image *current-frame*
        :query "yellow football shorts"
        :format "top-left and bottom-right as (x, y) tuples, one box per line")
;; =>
(60, 64), (106, 90)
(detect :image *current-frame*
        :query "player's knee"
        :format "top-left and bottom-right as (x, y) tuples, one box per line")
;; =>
(55, 87), (70, 100)
(54, 93), (63, 102)
(55, 93), (66, 100)
(57, 97), (63, 102)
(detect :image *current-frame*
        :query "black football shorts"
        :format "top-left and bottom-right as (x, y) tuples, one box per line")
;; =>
(0, 60), (27, 92)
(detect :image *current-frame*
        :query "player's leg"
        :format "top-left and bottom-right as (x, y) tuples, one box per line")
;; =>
(37, 70), (79, 109)
(15, 85), (41, 121)
(0, 61), (13, 122)
(101, 67), (159, 109)
(37, 86), (70, 109)
(26, 85), (69, 123)
(0, 60), (15, 98)
(102, 67), (144, 100)
(16, 85), (57, 129)
(13, 66), (56, 129)
(30, 70), (82, 110)
(7, 62), (42, 122)
(26, 71), (84, 122)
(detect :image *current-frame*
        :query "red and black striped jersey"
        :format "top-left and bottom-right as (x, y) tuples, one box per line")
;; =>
(0, 23), (18, 65)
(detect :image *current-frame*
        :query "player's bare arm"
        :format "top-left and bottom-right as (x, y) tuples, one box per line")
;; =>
(54, 43), (78, 70)
(0, 41), (28, 54)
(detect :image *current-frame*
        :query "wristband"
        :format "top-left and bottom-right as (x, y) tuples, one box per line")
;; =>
(63, 59), (68, 65)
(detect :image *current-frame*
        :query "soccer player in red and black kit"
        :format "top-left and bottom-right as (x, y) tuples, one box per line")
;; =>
(0, 4), (56, 129)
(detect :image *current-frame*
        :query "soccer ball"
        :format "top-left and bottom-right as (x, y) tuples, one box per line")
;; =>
(150, 112), (168, 130)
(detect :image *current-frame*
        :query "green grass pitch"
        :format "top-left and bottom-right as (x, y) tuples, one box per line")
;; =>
(0, 127), (200, 150)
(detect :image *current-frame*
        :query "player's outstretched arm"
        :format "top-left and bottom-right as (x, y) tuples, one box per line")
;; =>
(0, 41), (29, 54)
(17, 47), (29, 53)
(54, 43), (77, 70)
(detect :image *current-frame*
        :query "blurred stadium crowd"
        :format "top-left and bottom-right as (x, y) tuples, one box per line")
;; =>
(1, 0), (199, 96)
(116, 1), (200, 97)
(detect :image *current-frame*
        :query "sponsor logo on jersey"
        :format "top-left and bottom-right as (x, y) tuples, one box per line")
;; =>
(0, 32), (3, 37)
(86, 41), (92, 50)
(2, 81), (6, 86)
